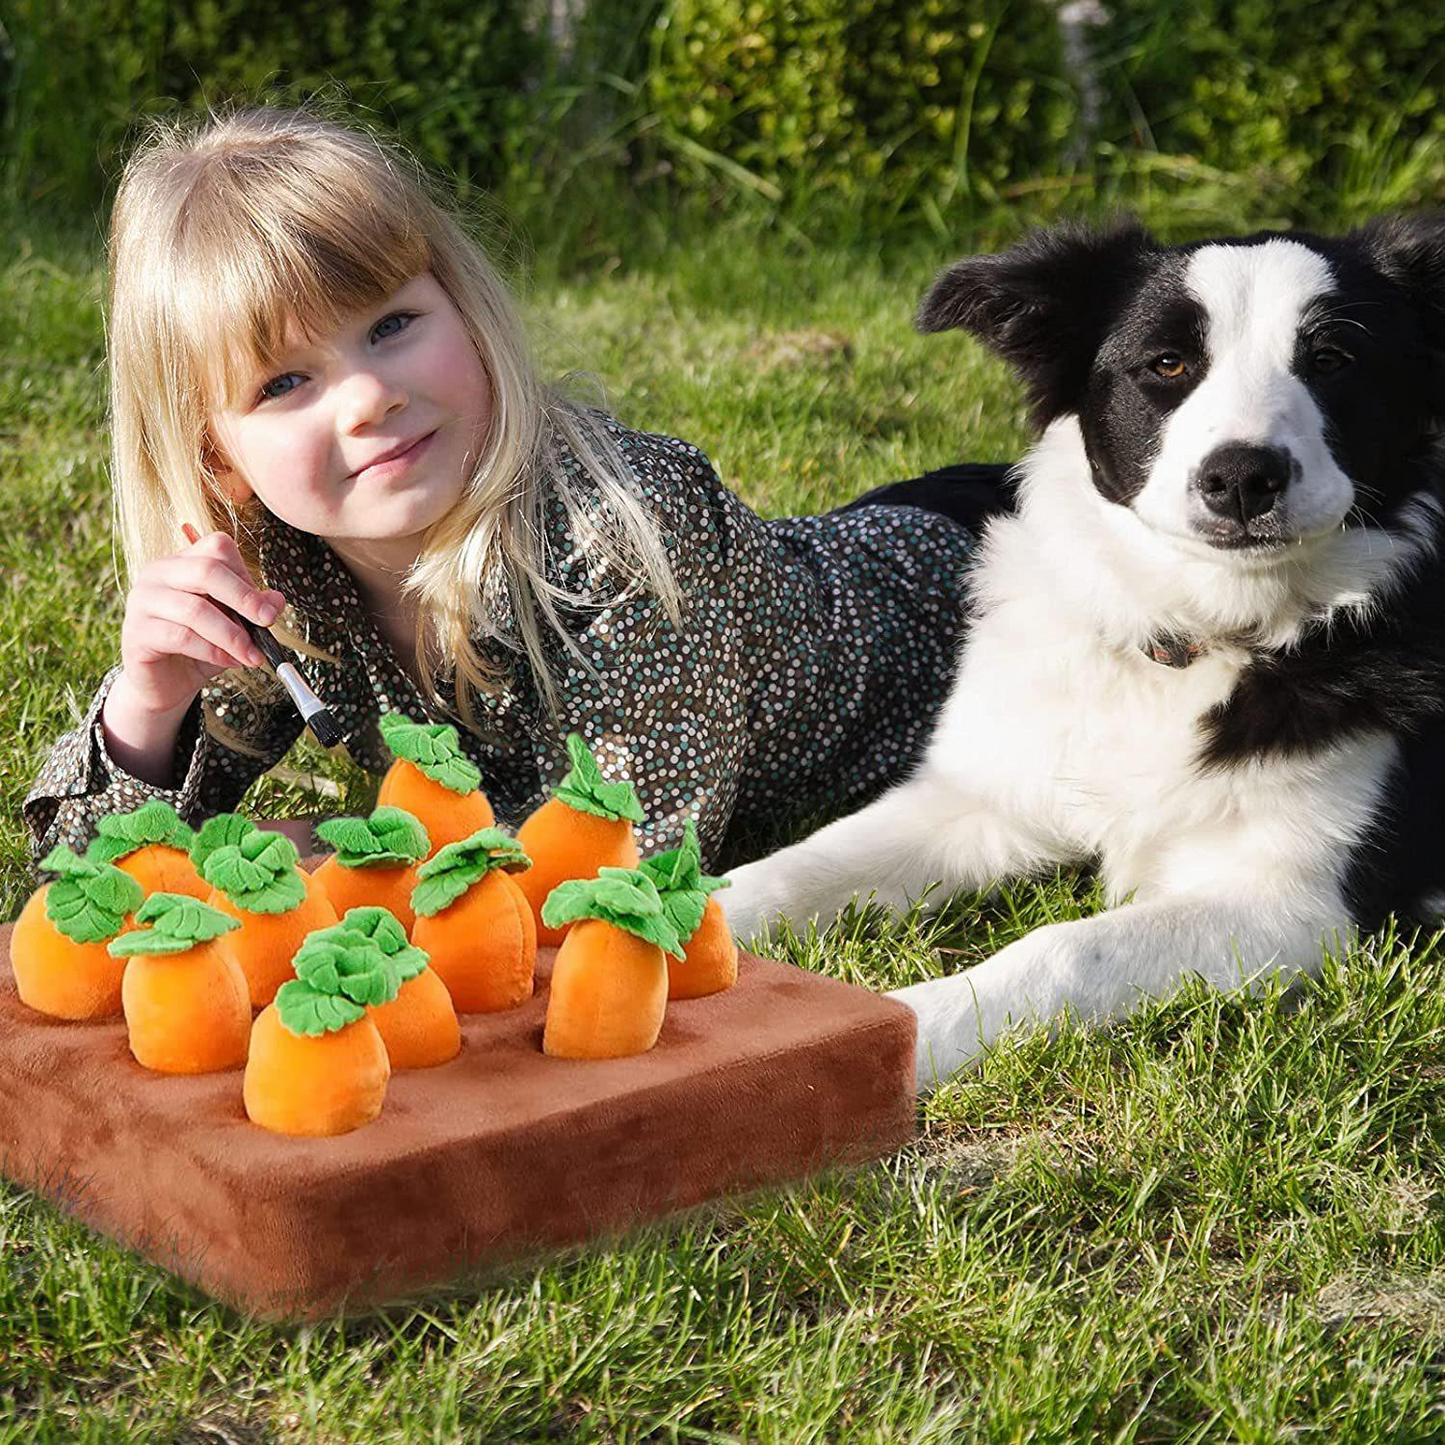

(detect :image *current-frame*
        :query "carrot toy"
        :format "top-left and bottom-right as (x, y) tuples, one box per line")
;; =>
(86, 798), (208, 901)
(375, 711), (494, 856)
(9, 845), (146, 1019)
(192, 813), (338, 1007)
(243, 927), (396, 1136)
(410, 829), (537, 1013)
(639, 821), (738, 1000)
(310, 808), (431, 931)
(540, 867), (685, 1059)
(334, 906), (460, 1068)
(515, 733), (645, 946)
(107, 893), (251, 1073)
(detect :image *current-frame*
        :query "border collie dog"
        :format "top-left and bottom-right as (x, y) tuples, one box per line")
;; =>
(721, 214), (1445, 1094)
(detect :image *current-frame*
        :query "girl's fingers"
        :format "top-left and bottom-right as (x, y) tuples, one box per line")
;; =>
(137, 622), (254, 677)
(165, 530), (285, 624)
(137, 589), (267, 669)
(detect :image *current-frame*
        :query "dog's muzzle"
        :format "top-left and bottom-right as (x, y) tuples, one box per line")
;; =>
(1189, 443), (1294, 547)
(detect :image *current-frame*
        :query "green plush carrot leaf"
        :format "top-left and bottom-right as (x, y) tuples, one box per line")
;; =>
(86, 798), (196, 865)
(292, 929), (401, 1007)
(39, 844), (146, 943)
(190, 812), (259, 873)
(106, 893), (241, 957)
(541, 866), (685, 959)
(315, 807), (430, 867)
(337, 906), (430, 983)
(411, 828), (532, 917)
(552, 733), (645, 823)
(199, 828), (307, 914)
(378, 711), (482, 795)
(275, 978), (367, 1037)
(638, 820), (731, 946)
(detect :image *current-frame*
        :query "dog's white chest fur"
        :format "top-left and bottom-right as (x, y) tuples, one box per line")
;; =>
(936, 600), (1244, 901)
(936, 578), (1393, 912)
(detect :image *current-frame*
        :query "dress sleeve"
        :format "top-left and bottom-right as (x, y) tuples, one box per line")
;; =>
(21, 662), (307, 873)
(532, 426), (758, 868)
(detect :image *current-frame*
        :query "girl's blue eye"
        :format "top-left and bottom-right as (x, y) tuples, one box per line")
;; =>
(372, 311), (417, 342)
(258, 372), (302, 403)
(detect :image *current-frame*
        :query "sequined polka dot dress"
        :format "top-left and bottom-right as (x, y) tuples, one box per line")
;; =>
(24, 414), (977, 872)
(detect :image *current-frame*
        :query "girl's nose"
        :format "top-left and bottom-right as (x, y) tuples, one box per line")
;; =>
(338, 369), (407, 432)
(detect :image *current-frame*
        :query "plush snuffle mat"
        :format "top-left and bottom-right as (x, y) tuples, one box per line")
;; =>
(0, 884), (916, 1318)
(4, 723), (916, 1317)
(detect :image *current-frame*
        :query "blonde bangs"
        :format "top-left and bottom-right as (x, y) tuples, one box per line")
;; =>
(164, 151), (432, 410)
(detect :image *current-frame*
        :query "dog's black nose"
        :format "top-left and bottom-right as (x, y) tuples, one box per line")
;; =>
(1192, 444), (1292, 523)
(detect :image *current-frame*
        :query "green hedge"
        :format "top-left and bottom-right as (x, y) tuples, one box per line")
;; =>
(646, 0), (1077, 215)
(1, 0), (549, 215)
(3, 0), (1442, 235)
(1097, 0), (1445, 214)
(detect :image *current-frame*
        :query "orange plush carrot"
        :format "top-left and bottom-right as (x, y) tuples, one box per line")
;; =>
(310, 808), (430, 931)
(242, 928), (395, 1136)
(335, 906), (459, 1069)
(516, 734), (645, 946)
(540, 866), (685, 1059)
(410, 829), (537, 1013)
(192, 814), (339, 1007)
(86, 798), (208, 903)
(375, 711), (494, 856)
(108, 893), (252, 1073)
(9, 845), (146, 1019)
(639, 821), (738, 1000)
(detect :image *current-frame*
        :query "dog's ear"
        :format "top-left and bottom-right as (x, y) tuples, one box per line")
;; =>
(916, 220), (1157, 426)
(1357, 210), (1445, 351)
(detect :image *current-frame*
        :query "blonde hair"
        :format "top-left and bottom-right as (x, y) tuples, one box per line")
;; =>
(106, 101), (682, 757)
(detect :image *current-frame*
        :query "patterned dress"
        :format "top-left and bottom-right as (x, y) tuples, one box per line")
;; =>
(23, 415), (978, 875)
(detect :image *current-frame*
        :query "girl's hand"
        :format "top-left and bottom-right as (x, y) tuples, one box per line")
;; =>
(118, 530), (288, 716)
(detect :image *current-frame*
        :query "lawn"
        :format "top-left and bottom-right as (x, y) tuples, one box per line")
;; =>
(1, 213), (1442, 1442)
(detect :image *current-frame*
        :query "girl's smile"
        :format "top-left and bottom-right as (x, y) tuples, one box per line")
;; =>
(348, 427), (438, 483)
(205, 272), (492, 593)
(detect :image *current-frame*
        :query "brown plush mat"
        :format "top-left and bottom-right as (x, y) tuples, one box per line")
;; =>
(0, 903), (916, 1320)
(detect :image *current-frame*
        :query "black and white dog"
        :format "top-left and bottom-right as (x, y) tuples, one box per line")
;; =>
(721, 214), (1445, 1093)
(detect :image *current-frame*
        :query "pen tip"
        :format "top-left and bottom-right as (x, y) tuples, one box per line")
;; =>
(307, 709), (346, 750)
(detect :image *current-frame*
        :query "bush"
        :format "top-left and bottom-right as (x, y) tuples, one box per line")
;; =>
(2, 0), (550, 217)
(1097, 0), (1445, 219)
(645, 0), (1077, 219)
(4, 0), (1441, 244)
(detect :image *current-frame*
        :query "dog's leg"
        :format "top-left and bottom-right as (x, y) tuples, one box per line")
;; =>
(719, 773), (1063, 941)
(891, 896), (1349, 1093)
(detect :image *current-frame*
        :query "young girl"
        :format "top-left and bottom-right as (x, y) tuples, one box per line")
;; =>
(23, 104), (1013, 874)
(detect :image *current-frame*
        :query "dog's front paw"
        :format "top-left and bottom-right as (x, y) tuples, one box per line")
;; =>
(885, 971), (986, 1094)
(886, 925), (1074, 1094)
(716, 859), (788, 943)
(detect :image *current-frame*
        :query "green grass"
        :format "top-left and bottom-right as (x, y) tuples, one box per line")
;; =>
(2, 211), (1444, 1441)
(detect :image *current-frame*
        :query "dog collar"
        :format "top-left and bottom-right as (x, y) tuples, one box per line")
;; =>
(1140, 633), (1207, 668)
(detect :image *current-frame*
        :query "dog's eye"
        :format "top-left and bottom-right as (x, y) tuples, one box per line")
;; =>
(1150, 355), (1187, 379)
(1310, 346), (1352, 375)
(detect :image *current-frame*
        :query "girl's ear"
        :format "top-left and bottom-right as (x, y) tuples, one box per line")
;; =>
(202, 436), (254, 505)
